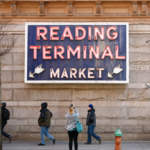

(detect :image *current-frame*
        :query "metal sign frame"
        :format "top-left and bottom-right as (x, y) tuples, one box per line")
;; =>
(25, 22), (129, 84)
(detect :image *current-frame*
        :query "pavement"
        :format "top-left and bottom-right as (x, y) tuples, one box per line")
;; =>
(2, 141), (150, 150)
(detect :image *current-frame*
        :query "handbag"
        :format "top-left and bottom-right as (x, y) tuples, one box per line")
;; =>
(75, 113), (83, 133)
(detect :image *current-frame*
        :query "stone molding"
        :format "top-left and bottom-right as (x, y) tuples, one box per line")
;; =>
(1, 1), (150, 18)
(5, 0), (150, 1)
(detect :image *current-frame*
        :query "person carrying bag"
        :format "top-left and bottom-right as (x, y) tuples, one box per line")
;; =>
(38, 102), (55, 146)
(65, 104), (81, 150)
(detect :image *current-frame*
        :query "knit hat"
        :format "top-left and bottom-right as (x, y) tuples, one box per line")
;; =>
(88, 104), (93, 109)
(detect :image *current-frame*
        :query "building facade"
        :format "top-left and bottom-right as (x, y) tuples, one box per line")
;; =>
(1, 0), (150, 141)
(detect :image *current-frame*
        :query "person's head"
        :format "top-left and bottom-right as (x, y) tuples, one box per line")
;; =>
(1, 102), (6, 108)
(69, 104), (74, 114)
(88, 104), (93, 110)
(41, 102), (48, 109)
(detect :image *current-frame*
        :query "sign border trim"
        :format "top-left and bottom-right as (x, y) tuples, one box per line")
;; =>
(25, 22), (129, 84)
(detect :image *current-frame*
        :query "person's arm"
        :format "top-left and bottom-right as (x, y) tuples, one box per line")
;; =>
(74, 108), (79, 116)
(1, 109), (4, 118)
(39, 111), (46, 122)
(40, 112), (46, 119)
(50, 111), (53, 118)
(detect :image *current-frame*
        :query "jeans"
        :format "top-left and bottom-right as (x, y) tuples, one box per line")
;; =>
(68, 129), (79, 150)
(1, 124), (10, 138)
(40, 126), (54, 144)
(87, 125), (101, 143)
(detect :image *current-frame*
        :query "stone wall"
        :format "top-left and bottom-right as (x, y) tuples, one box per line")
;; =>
(1, 23), (150, 141)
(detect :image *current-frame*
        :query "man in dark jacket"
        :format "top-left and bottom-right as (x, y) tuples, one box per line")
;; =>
(1, 102), (12, 143)
(38, 102), (55, 146)
(85, 104), (101, 144)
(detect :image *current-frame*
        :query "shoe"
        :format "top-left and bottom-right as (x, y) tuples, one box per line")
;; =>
(9, 136), (12, 143)
(53, 139), (55, 145)
(38, 143), (45, 146)
(84, 143), (91, 144)
(99, 139), (101, 144)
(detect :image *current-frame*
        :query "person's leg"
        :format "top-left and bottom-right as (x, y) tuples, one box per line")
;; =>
(68, 131), (73, 150)
(2, 124), (11, 138)
(89, 126), (101, 141)
(40, 126), (46, 145)
(87, 126), (92, 143)
(45, 127), (54, 141)
(73, 130), (79, 150)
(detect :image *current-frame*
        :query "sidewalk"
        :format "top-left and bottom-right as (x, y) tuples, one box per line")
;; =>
(3, 141), (150, 150)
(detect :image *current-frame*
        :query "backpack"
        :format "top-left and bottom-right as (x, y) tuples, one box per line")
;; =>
(75, 114), (83, 133)
(3, 109), (10, 120)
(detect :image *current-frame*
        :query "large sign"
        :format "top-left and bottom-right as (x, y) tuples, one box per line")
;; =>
(25, 22), (129, 83)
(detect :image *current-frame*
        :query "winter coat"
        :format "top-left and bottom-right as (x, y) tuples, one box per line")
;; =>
(1, 102), (7, 125)
(86, 108), (96, 127)
(65, 108), (79, 131)
(38, 103), (53, 127)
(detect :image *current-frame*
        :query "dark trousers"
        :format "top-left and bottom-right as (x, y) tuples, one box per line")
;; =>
(68, 129), (79, 150)
(1, 124), (10, 138)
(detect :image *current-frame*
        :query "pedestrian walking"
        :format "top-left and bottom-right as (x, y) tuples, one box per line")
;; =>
(1, 102), (12, 143)
(38, 102), (55, 146)
(65, 104), (79, 150)
(85, 104), (101, 144)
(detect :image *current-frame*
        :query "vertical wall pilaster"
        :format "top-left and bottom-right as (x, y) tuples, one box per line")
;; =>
(11, 2), (16, 16)
(39, 2), (45, 16)
(132, 1), (138, 16)
(96, 1), (101, 16)
(67, 2), (73, 16)
(141, 1), (147, 16)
